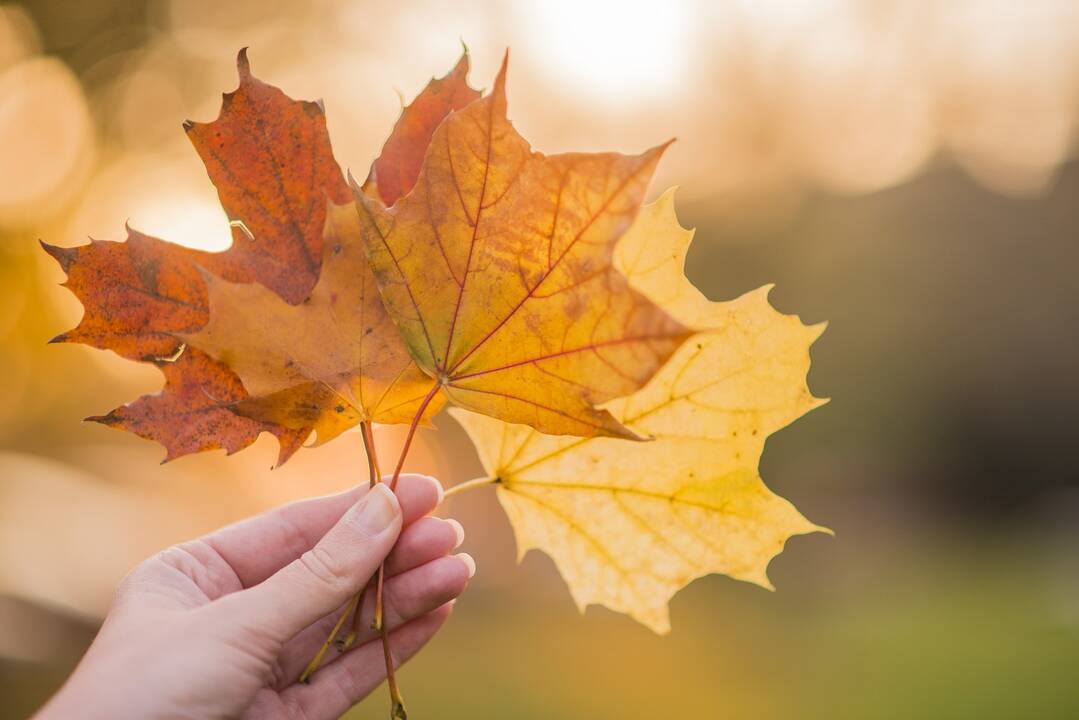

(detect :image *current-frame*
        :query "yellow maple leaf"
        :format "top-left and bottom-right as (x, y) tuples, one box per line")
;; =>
(181, 201), (443, 444)
(355, 56), (690, 439)
(451, 188), (829, 633)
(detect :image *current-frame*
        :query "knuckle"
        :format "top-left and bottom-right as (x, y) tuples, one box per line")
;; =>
(276, 510), (312, 559)
(114, 545), (189, 600)
(268, 657), (290, 690)
(341, 513), (383, 544)
(155, 545), (193, 571)
(298, 544), (350, 591)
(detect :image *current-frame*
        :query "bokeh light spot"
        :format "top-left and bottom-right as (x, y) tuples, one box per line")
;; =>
(0, 57), (94, 227)
(516, 0), (691, 105)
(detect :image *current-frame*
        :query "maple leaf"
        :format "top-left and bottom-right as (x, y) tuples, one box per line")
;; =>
(451, 189), (829, 633)
(184, 48), (350, 303)
(43, 50), (349, 464)
(361, 50), (481, 206)
(90, 347), (310, 465)
(181, 200), (444, 445)
(41, 229), (211, 362)
(355, 55), (691, 439)
(41, 230), (308, 466)
(182, 53), (482, 443)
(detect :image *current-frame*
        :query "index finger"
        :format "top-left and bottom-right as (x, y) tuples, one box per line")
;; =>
(202, 474), (443, 588)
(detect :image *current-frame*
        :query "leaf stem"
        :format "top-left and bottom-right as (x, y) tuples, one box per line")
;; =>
(362, 419), (380, 489)
(442, 476), (499, 499)
(342, 422), (382, 649)
(373, 380), (440, 720)
(373, 380), (440, 629)
(297, 419), (380, 682)
(390, 381), (442, 489)
(297, 589), (361, 683)
(382, 625), (408, 720)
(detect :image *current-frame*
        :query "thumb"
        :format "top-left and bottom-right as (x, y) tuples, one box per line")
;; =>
(212, 483), (402, 643)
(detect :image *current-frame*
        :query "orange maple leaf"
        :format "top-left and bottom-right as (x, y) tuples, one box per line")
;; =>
(355, 55), (692, 438)
(362, 51), (481, 206)
(44, 50), (349, 464)
(184, 48), (350, 303)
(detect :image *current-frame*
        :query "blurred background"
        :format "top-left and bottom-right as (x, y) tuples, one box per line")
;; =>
(2, 0), (1078, 717)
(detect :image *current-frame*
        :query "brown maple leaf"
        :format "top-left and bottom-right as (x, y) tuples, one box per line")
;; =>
(44, 50), (348, 464)
(184, 48), (350, 303)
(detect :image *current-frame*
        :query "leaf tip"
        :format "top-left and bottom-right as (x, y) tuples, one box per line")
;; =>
(755, 283), (778, 305)
(634, 138), (674, 173)
(86, 411), (121, 427)
(236, 47), (252, 80)
(656, 185), (680, 203)
(494, 48), (510, 94)
(600, 413), (648, 442)
(273, 428), (310, 468)
(40, 240), (76, 273)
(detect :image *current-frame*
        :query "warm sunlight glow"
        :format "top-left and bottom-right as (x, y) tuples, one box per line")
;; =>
(516, 0), (690, 104)
(128, 194), (233, 252)
(0, 57), (93, 225)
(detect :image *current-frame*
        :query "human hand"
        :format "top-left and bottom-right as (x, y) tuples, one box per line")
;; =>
(35, 475), (473, 720)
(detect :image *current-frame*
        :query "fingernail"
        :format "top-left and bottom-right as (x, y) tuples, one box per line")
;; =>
(395, 473), (444, 504)
(355, 484), (399, 533)
(426, 475), (445, 504)
(447, 519), (465, 549)
(456, 552), (476, 578)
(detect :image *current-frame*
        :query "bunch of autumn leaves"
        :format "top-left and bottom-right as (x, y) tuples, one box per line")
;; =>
(46, 51), (826, 642)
